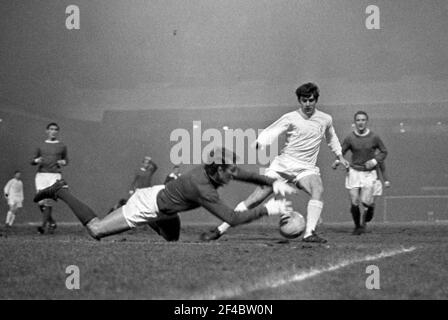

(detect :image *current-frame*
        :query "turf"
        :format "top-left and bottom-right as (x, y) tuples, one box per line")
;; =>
(1, 222), (448, 300)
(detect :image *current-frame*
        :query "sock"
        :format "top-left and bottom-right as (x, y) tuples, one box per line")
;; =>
(48, 213), (56, 226)
(351, 204), (361, 228)
(57, 189), (98, 225)
(9, 213), (16, 226)
(304, 200), (323, 237)
(218, 222), (231, 234)
(41, 206), (51, 228)
(364, 203), (375, 222)
(6, 211), (12, 225)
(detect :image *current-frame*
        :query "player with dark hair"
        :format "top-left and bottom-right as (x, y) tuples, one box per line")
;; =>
(31, 122), (68, 234)
(3, 171), (24, 227)
(33, 148), (296, 241)
(201, 83), (349, 243)
(332, 111), (388, 235)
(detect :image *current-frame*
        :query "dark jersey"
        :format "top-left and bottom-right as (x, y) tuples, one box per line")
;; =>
(156, 166), (275, 226)
(31, 141), (68, 173)
(342, 131), (387, 171)
(164, 173), (181, 184)
(131, 167), (157, 189)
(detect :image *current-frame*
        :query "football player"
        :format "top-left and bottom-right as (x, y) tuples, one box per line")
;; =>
(33, 147), (296, 241)
(333, 111), (388, 235)
(31, 123), (69, 234)
(201, 83), (349, 243)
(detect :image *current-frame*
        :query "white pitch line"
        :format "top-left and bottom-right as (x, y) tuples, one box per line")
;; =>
(193, 246), (417, 300)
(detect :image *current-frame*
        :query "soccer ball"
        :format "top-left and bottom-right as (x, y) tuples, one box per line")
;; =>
(279, 211), (306, 239)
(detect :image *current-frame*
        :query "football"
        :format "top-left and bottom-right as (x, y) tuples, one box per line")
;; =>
(279, 211), (306, 239)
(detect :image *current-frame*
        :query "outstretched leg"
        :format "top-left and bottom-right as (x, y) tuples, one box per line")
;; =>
(34, 180), (131, 240)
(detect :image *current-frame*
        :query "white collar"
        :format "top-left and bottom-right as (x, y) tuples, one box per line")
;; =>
(45, 139), (60, 143)
(354, 129), (370, 137)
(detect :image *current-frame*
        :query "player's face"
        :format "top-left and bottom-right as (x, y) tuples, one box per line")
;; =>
(298, 95), (317, 117)
(46, 125), (59, 140)
(217, 164), (237, 185)
(354, 114), (368, 133)
(14, 172), (21, 179)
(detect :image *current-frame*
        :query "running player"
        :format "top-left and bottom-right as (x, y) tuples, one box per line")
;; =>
(332, 111), (388, 235)
(31, 123), (69, 234)
(33, 148), (296, 241)
(3, 171), (24, 227)
(201, 83), (349, 243)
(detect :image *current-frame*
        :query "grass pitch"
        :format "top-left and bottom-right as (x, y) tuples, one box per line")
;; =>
(1, 222), (448, 300)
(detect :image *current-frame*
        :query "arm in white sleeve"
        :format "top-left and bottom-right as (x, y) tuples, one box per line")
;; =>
(4, 179), (12, 195)
(325, 119), (343, 157)
(255, 114), (290, 149)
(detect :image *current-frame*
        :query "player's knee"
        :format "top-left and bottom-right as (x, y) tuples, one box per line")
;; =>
(311, 184), (324, 199)
(350, 197), (360, 206)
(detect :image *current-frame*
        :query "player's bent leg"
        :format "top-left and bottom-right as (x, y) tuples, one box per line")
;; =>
(297, 175), (327, 243)
(86, 207), (131, 240)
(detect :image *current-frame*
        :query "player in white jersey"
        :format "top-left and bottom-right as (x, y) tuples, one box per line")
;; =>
(201, 83), (349, 243)
(3, 171), (24, 227)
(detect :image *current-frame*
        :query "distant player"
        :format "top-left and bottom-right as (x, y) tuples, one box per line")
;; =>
(164, 165), (182, 184)
(31, 122), (68, 234)
(332, 111), (388, 235)
(3, 171), (24, 227)
(201, 83), (349, 243)
(129, 156), (158, 195)
(33, 148), (296, 241)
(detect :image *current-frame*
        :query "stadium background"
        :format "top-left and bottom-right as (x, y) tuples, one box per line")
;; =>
(1, 0), (448, 225)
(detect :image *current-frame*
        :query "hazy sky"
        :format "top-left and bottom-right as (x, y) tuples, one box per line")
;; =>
(1, 0), (447, 120)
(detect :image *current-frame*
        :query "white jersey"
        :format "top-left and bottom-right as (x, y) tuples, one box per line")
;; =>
(4, 178), (24, 201)
(257, 109), (342, 167)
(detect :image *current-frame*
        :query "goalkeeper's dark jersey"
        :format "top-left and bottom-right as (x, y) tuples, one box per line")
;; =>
(156, 165), (275, 226)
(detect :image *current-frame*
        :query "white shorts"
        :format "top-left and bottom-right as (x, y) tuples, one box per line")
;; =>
(8, 197), (23, 209)
(265, 154), (320, 183)
(35, 173), (62, 206)
(345, 168), (378, 190)
(122, 185), (166, 228)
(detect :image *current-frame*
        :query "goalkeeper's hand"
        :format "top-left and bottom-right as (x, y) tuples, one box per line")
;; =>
(264, 198), (293, 216)
(272, 180), (296, 197)
(234, 201), (248, 212)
